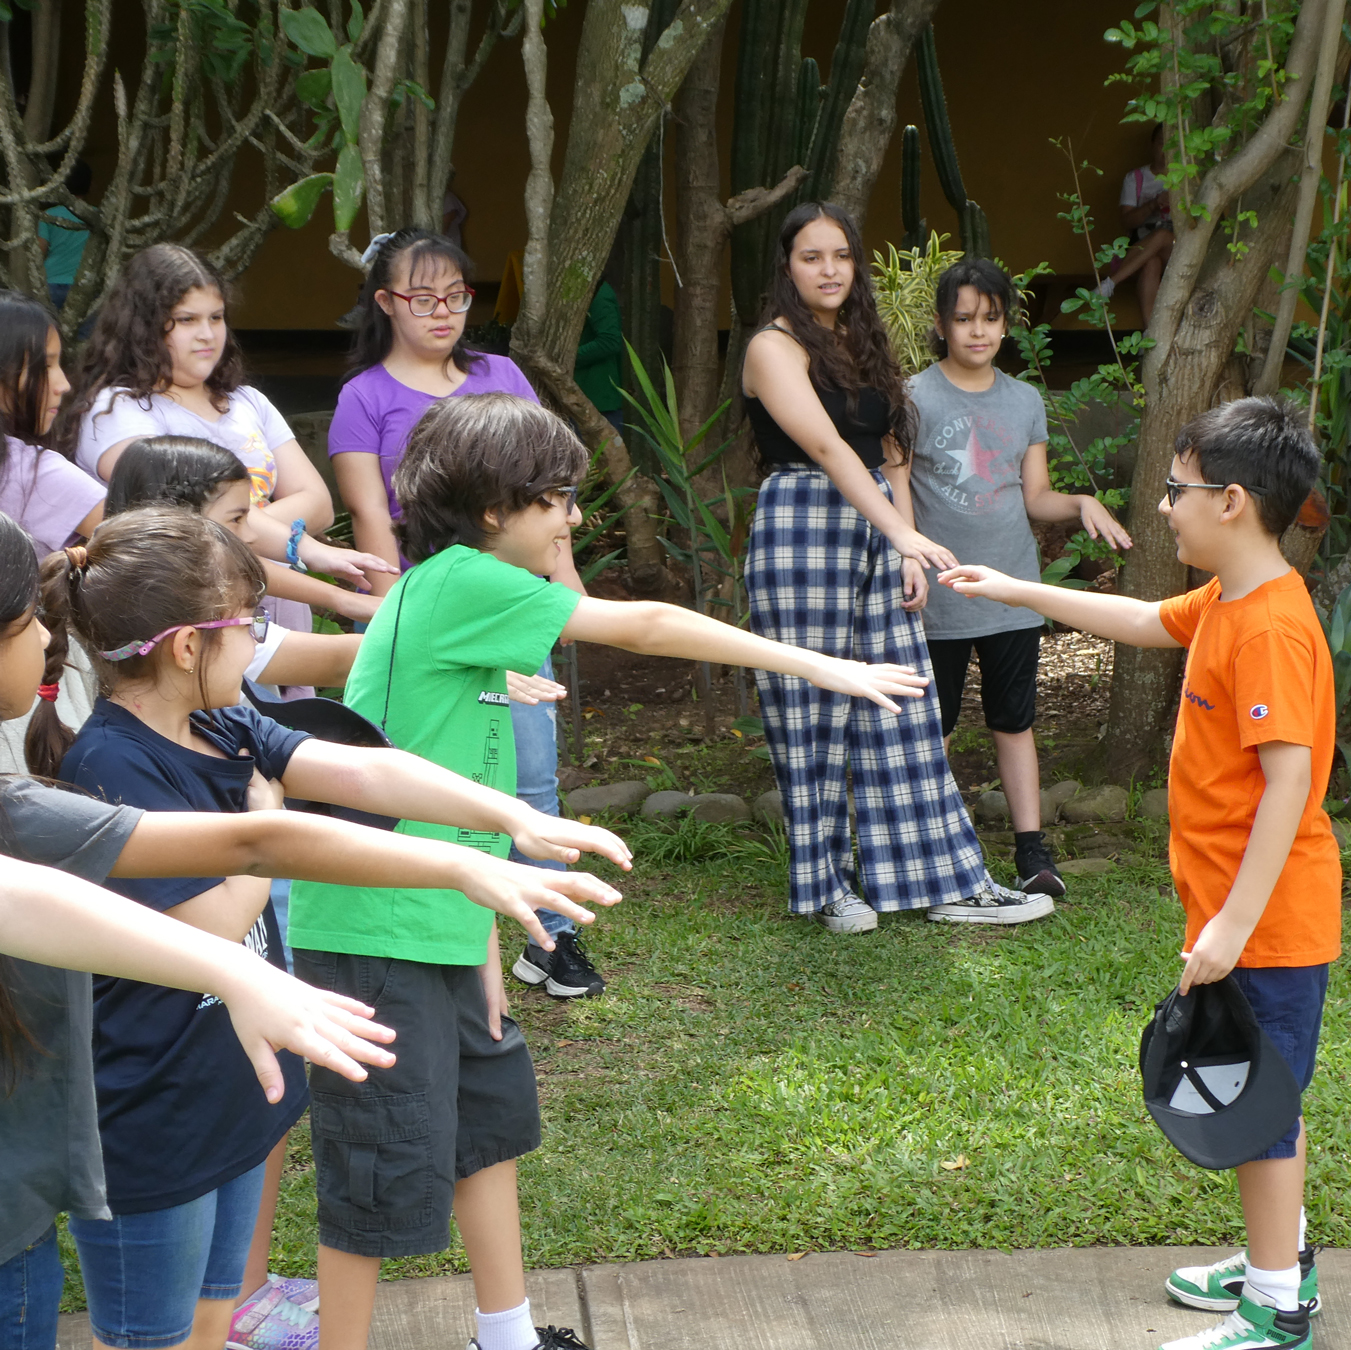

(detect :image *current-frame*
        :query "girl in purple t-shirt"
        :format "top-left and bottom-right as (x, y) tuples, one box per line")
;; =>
(329, 229), (543, 594)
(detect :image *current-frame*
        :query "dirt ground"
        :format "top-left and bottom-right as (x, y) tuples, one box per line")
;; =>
(554, 627), (1116, 802)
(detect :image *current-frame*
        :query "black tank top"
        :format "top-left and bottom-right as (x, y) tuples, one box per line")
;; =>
(744, 325), (892, 471)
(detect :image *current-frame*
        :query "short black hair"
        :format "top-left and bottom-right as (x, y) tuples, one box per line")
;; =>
(393, 392), (589, 563)
(930, 257), (1019, 358)
(1174, 396), (1320, 537)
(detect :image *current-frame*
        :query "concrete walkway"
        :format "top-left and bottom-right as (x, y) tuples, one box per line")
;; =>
(57, 1248), (1351, 1349)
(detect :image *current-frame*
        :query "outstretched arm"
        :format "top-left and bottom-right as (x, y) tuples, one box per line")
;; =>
(0, 856), (396, 1098)
(111, 810), (623, 948)
(562, 595), (930, 712)
(277, 741), (634, 870)
(938, 564), (1179, 648)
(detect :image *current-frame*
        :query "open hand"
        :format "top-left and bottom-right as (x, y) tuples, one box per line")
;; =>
(806, 657), (928, 713)
(219, 958), (397, 1100)
(937, 564), (1021, 605)
(506, 670), (569, 705)
(299, 538), (399, 589)
(1179, 915), (1249, 995)
(1079, 497), (1133, 551)
(513, 816), (634, 871)
(456, 853), (623, 946)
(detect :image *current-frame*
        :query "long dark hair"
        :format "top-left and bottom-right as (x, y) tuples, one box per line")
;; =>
(29, 508), (266, 779)
(105, 436), (250, 517)
(0, 290), (56, 449)
(60, 244), (245, 453)
(347, 228), (484, 381)
(0, 510), (46, 1086)
(762, 201), (913, 452)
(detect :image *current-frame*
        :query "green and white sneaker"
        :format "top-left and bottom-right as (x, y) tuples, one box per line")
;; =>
(1159, 1296), (1310, 1350)
(1166, 1250), (1320, 1316)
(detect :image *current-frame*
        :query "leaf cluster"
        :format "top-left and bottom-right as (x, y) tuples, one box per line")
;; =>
(871, 233), (965, 376)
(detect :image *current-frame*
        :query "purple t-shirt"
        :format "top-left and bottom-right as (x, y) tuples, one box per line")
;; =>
(328, 355), (538, 524)
(0, 438), (106, 558)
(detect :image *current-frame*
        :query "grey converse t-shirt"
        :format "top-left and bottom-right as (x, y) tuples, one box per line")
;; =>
(907, 364), (1047, 640)
(0, 781), (142, 1264)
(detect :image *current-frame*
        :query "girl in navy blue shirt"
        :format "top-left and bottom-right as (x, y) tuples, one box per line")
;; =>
(35, 507), (628, 1350)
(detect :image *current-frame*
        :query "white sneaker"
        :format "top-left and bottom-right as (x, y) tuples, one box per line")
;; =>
(927, 876), (1055, 924)
(812, 895), (878, 933)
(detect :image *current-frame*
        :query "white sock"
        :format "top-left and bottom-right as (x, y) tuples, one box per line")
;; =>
(1096, 276), (1115, 298)
(1243, 1262), (1301, 1313)
(1298, 1206), (1308, 1252)
(475, 1299), (536, 1350)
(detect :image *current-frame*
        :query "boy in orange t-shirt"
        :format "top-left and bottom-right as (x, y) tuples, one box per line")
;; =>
(938, 397), (1336, 1350)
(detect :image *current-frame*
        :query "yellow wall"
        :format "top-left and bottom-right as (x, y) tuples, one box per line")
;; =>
(56, 0), (1154, 329)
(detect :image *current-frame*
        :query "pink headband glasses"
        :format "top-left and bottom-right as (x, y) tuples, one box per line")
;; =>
(99, 612), (270, 662)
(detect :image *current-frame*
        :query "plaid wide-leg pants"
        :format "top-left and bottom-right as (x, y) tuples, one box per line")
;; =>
(745, 467), (987, 915)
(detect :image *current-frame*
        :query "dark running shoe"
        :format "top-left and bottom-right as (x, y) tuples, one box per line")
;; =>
(927, 876), (1055, 924)
(467, 1328), (591, 1350)
(511, 930), (606, 998)
(1014, 831), (1066, 898)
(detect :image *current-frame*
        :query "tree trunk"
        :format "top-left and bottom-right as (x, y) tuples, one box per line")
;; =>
(1105, 154), (1304, 780)
(510, 0), (735, 588)
(830, 0), (941, 227)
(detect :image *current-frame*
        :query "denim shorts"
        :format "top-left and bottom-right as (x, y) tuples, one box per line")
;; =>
(68, 1161), (266, 1348)
(1232, 964), (1329, 1161)
(293, 951), (540, 1259)
(0, 1224), (64, 1350)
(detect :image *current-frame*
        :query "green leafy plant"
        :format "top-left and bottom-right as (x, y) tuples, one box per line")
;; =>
(872, 232), (964, 375)
(571, 442), (635, 585)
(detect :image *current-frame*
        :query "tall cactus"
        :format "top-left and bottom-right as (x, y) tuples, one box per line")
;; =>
(900, 124), (925, 253)
(915, 23), (989, 259)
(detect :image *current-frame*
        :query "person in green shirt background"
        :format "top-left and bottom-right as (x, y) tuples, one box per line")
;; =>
(37, 159), (92, 312)
(574, 279), (623, 433)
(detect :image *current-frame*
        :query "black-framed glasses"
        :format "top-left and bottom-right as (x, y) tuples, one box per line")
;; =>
(388, 287), (475, 317)
(537, 486), (579, 514)
(1165, 476), (1266, 508)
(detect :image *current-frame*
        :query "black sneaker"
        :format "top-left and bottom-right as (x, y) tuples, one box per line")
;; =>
(1015, 831), (1066, 898)
(468, 1331), (590, 1350)
(927, 876), (1055, 924)
(511, 930), (605, 998)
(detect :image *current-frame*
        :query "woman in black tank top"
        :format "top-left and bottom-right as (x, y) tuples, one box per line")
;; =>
(741, 203), (1030, 929)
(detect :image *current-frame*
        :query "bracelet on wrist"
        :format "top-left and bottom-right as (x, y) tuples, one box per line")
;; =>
(286, 519), (308, 573)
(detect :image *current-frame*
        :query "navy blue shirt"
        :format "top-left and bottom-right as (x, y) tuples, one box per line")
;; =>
(59, 700), (311, 1213)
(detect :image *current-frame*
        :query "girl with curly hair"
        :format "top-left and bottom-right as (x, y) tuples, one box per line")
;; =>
(63, 245), (395, 656)
(741, 202), (1051, 931)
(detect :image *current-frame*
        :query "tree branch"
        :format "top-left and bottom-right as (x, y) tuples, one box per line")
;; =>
(724, 163), (808, 228)
(517, 0), (554, 346)
(359, 0), (411, 235)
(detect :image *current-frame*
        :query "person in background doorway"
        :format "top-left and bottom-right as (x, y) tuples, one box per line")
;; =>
(38, 159), (92, 314)
(575, 280), (624, 437)
(1096, 123), (1174, 327)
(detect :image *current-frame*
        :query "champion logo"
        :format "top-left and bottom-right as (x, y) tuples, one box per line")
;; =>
(477, 691), (510, 706)
(1250, 704), (1270, 720)
(1183, 687), (1215, 711)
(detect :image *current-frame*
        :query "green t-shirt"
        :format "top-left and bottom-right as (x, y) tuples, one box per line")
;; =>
(287, 546), (581, 965)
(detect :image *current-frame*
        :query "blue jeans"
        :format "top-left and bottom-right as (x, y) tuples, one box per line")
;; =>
(508, 656), (573, 940)
(69, 1161), (266, 1348)
(0, 1225), (63, 1350)
(270, 878), (294, 973)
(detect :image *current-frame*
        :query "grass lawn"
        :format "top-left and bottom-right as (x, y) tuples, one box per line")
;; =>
(56, 819), (1351, 1308)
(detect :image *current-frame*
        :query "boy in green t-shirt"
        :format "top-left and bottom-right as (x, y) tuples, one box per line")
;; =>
(289, 392), (927, 1350)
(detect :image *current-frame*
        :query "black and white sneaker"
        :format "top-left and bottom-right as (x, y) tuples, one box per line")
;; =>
(511, 930), (606, 998)
(1014, 831), (1066, 898)
(926, 875), (1055, 924)
(468, 1327), (590, 1350)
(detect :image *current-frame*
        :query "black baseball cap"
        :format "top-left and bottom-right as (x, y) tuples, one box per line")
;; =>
(242, 679), (398, 831)
(1138, 975), (1302, 1170)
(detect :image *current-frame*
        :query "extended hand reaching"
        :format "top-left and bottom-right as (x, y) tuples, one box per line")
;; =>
(506, 670), (569, 705)
(937, 564), (1021, 605)
(456, 853), (623, 949)
(512, 816), (634, 871)
(806, 657), (929, 713)
(299, 537), (400, 589)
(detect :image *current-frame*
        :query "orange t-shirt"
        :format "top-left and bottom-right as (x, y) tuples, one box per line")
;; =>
(1158, 571), (1341, 967)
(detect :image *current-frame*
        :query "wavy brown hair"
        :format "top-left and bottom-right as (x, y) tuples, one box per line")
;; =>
(761, 201), (914, 456)
(28, 508), (265, 779)
(58, 245), (245, 456)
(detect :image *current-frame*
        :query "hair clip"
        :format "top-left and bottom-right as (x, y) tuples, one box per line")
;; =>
(64, 544), (88, 571)
(36, 683), (59, 703)
(361, 232), (396, 267)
